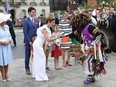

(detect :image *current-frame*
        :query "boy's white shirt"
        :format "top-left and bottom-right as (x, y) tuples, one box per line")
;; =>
(55, 38), (60, 47)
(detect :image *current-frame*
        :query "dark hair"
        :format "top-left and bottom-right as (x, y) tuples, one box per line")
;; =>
(24, 16), (27, 19)
(40, 14), (43, 16)
(78, 14), (91, 30)
(28, 7), (36, 13)
(70, 14), (89, 29)
(70, 14), (91, 39)
(46, 17), (55, 24)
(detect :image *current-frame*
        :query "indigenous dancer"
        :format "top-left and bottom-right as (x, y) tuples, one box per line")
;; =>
(68, 13), (107, 84)
(98, 9), (111, 53)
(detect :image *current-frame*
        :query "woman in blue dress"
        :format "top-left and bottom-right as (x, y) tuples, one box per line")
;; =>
(0, 13), (13, 82)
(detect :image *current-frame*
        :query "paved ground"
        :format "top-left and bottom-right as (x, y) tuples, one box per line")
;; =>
(0, 52), (116, 87)
(12, 29), (25, 59)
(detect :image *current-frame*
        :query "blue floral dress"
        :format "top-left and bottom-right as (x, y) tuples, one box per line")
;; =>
(0, 25), (13, 66)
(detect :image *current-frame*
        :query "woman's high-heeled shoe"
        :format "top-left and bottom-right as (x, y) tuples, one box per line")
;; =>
(66, 61), (72, 66)
(63, 65), (67, 67)
(1, 80), (6, 83)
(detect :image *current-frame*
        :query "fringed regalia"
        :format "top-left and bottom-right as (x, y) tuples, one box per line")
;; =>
(69, 11), (109, 84)
(82, 23), (107, 76)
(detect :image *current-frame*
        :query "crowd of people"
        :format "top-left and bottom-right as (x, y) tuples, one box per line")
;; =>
(0, 6), (116, 84)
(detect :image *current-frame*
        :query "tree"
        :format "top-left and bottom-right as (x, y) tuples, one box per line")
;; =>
(98, 0), (113, 3)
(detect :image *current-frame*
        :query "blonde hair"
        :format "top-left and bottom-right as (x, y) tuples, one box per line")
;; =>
(38, 16), (42, 19)
(32, 36), (37, 43)
(63, 11), (68, 16)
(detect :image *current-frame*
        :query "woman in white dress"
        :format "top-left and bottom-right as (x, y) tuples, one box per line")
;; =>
(32, 17), (62, 81)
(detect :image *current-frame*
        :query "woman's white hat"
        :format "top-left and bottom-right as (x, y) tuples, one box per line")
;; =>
(0, 13), (11, 24)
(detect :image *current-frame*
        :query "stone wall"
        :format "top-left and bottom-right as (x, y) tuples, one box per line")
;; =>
(87, 0), (97, 7)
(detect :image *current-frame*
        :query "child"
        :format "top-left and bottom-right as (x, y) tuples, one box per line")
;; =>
(44, 40), (52, 71)
(51, 25), (62, 70)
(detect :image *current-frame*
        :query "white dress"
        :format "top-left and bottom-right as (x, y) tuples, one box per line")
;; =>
(32, 25), (51, 81)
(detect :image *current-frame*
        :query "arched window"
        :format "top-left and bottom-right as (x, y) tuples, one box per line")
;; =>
(21, 9), (26, 19)
(41, 0), (44, 2)
(0, 10), (3, 13)
(20, 0), (25, 2)
(41, 9), (45, 17)
(9, 0), (13, 2)
(32, 0), (35, 2)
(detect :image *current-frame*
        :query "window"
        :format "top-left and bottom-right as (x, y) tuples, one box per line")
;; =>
(20, 0), (25, 2)
(21, 9), (26, 19)
(8, 0), (13, 3)
(41, 0), (44, 2)
(8, 0), (14, 4)
(41, 9), (45, 17)
(32, 0), (35, 2)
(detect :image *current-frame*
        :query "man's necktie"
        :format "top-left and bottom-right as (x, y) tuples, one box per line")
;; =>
(32, 19), (34, 26)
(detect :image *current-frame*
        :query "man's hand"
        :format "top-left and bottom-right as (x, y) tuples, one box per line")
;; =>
(29, 42), (33, 47)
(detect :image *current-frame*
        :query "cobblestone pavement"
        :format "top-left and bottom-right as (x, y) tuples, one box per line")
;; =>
(0, 52), (116, 87)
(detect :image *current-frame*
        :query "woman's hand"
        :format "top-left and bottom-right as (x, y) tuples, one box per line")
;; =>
(0, 40), (11, 45)
(55, 33), (63, 38)
(29, 42), (33, 47)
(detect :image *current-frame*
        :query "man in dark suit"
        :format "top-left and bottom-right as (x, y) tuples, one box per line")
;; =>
(38, 16), (44, 27)
(23, 7), (39, 75)
(6, 17), (16, 47)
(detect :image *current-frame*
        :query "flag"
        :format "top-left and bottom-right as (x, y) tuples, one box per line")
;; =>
(67, 6), (71, 12)
(4, 2), (10, 13)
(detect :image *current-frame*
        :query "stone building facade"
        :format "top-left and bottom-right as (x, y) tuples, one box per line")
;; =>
(87, 0), (97, 7)
(0, 0), (50, 20)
